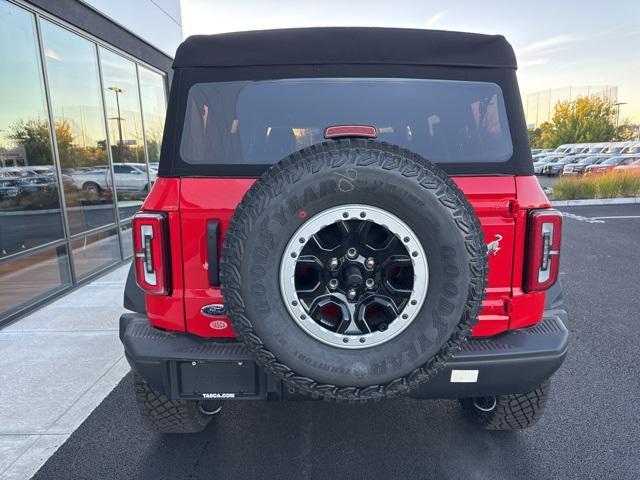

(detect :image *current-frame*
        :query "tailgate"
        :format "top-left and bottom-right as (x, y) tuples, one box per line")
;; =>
(180, 177), (518, 338)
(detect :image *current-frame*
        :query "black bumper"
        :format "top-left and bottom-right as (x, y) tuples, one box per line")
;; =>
(120, 310), (569, 401)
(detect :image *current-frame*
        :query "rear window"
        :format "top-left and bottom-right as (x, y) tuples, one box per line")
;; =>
(179, 78), (513, 167)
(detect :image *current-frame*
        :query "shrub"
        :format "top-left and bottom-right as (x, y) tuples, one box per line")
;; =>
(595, 171), (640, 198)
(552, 176), (597, 200)
(595, 173), (619, 198)
(615, 172), (640, 197)
(551, 171), (640, 200)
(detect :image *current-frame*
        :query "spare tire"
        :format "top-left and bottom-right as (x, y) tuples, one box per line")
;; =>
(221, 139), (487, 401)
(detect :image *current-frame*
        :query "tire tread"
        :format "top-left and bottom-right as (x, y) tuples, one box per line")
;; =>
(133, 374), (211, 433)
(461, 380), (550, 430)
(221, 139), (489, 402)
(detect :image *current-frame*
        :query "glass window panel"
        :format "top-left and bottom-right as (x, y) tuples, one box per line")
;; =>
(71, 228), (120, 279)
(41, 20), (115, 235)
(138, 66), (167, 170)
(0, 244), (71, 321)
(0, 2), (65, 257)
(120, 223), (133, 259)
(100, 48), (149, 220)
(180, 78), (513, 166)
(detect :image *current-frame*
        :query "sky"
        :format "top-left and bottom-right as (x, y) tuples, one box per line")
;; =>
(180, 0), (640, 124)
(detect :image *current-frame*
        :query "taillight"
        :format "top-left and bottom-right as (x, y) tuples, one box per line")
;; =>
(524, 209), (562, 292)
(132, 212), (170, 295)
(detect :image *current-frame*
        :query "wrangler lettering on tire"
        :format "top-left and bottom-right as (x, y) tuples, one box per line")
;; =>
(221, 139), (488, 401)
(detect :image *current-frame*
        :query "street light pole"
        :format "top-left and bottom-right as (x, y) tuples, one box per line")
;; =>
(108, 86), (125, 161)
(614, 102), (627, 128)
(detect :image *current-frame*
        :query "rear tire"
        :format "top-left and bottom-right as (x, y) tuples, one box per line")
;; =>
(133, 374), (218, 434)
(459, 380), (550, 430)
(82, 182), (100, 194)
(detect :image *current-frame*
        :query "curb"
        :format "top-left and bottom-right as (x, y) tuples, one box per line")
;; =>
(552, 197), (640, 207)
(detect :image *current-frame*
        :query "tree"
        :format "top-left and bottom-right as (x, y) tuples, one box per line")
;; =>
(144, 125), (164, 163)
(528, 121), (552, 148)
(52, 120), (107, 169)
(533, 96), (617, 148)
(615, 120), (640, 142)
(8, 118), (110, 170)
(528, 126), (542, 148)
(7, 119), (53, 165)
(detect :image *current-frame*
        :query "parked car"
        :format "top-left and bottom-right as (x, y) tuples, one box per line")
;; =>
(602, 142), (632, 155)
(612, 158), (640, 173)
(568, 144), (591, 154)
(552, 144), (577, 155)
(532, 150), (555, 161)
(561, 155), (609, 176)
(531, 148), (553, 155)
(622, 142), (640, 155)
(120, 28), (568, 434)
(67, 166), (109, 193)
(542, 155), (586, 176)
(24, 166), (55, 177)
(584, 155), (639, 175)
(585, 143), (610, 155)
(18, 175), (57, 196)
(109, 163), (156, 193)
(533, 155), (562, 174)
(68, 163), (155, 193)
(0, 167), (36, 178)
(0, 178), (21, 199)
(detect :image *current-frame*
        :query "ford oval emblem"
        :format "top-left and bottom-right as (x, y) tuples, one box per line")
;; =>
(201, 304), (226, 317)
(209, 320), (228, 330)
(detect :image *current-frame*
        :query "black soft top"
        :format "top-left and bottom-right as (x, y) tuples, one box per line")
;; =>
(160, 28), (533, 177)
(173, 27), (517, 69)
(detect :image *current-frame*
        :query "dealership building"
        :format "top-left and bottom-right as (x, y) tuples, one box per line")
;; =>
(0, 0), (182, 326)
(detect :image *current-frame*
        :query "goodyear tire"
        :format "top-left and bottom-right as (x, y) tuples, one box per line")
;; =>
(459, 380), (551, 430)
(133, 374), (219, 433)
(221, 139), (487, 401)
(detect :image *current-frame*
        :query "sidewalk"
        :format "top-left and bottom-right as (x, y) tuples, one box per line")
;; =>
(0, 265), (130, 480)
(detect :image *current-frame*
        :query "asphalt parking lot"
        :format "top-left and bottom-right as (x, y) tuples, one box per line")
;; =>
(32, 204), (640, 480)
(536, 174), (559, 190)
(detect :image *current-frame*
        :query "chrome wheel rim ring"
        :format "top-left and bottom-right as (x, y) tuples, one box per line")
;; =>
(279, 204), (428, 349)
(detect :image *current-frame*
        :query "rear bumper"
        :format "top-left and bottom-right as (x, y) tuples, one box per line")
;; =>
(120, 310), (569, 401)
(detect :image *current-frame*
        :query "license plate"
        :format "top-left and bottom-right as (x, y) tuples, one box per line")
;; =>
(178, 360), (258, 399)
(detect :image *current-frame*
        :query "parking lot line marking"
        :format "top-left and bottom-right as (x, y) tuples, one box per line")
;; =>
(562, 212), (605, 223)
(591, 216), (640, 220)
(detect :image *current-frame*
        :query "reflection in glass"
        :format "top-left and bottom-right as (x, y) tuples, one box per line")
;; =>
(100, 48), (150, 220)
(120, 223), (133, 259)
(41, 20), (115, 235)
(0, 2), (65, 257)
(71, 228), (120, 279)
(138, 66), (167, 168)
(0, 245), (71, 319)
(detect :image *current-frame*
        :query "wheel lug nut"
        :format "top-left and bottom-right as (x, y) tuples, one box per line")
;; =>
(328, 279), (339, 290)
(347, 248), (358, 259)
(365, 257), (375, 270)
(347, 289), (357, 301)
(365, 278), (375, 289)
(329, 257), (339, 270)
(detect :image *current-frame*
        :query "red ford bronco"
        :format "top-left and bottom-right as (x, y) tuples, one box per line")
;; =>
(120, 28), (568, 433)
